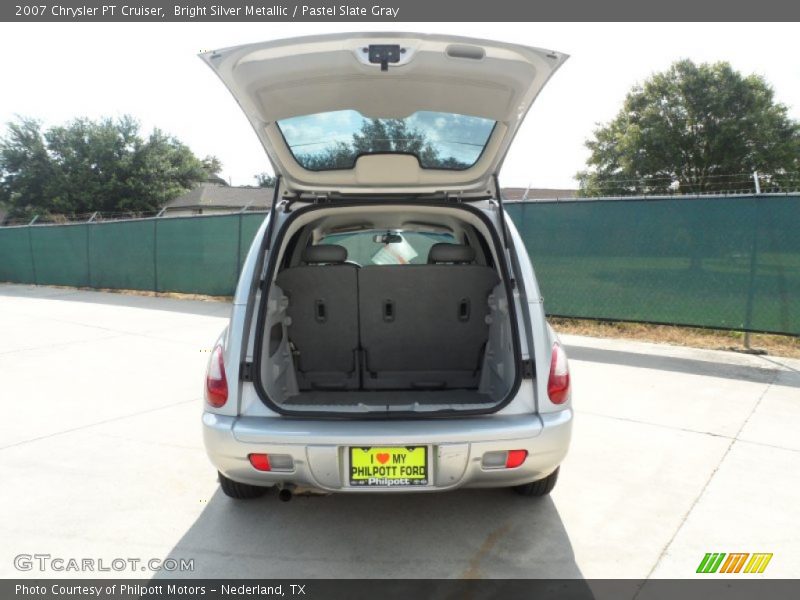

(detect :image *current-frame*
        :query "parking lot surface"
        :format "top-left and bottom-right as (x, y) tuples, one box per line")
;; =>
(1, 284), (798, 579)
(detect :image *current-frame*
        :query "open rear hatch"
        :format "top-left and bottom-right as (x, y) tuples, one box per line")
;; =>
(200, 33), (567, 196)
(201, 33), (566, 415)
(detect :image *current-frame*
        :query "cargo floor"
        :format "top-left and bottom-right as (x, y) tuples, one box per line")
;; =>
(283, 389), (493, 407)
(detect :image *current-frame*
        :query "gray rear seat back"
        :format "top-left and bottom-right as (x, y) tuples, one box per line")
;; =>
(358, 244), (500, 390)
(275, 245), (359, 390)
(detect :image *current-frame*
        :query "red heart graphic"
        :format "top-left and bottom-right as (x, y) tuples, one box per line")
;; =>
(376, 453), (390, 464)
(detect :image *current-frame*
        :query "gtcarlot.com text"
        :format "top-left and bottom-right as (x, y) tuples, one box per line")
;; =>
(14, 553), (194, 573)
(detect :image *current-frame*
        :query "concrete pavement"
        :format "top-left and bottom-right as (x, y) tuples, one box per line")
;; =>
(0, 284), (798, 580)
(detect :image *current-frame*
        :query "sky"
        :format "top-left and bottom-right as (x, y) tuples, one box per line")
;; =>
(0, 22), (798, 189)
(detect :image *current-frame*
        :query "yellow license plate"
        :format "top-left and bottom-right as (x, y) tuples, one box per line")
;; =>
(349, 446), (429, 487)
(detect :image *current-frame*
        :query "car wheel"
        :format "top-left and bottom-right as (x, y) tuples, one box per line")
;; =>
(512, 467), (559, 497)
(218, 472), (269, 499)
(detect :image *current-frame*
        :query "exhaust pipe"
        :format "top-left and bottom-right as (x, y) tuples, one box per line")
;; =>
(278, 485), (294, 502)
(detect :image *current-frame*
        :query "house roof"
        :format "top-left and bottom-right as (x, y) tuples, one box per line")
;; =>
(165, 182), (274, 210)
(501, 187), (578, 201)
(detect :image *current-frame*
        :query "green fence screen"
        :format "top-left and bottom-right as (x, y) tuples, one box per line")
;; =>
(89, 220), (155, 291)
(506, 195), (799, 335)
(0, 195), (797, 335)
(0, 226), (36, 284)
(156, 215), (241, 296)
(0, 212), (268, 297)
(29, 224), (90, 287)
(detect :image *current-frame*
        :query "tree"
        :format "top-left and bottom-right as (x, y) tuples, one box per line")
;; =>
(577, 60), (800, 196)
(254, 172), (276, 188)
(0, 118), (55, 215)
(201, 155), (224, 177)
(0, 115), (207, 218)
(295, 118), (460, 170)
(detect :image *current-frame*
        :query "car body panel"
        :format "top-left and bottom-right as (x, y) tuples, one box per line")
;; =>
(203, 410), (571, 491)
(201, 34), (573, 493)
(204, 202), (573, 491)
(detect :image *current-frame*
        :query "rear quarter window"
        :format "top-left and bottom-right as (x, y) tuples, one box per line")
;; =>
(320, 231), (456, 266)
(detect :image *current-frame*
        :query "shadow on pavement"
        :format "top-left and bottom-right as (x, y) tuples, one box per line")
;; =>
(0, 283), (231, 318)
(566, 344), (798, 388)
(156, 486), (588, 582)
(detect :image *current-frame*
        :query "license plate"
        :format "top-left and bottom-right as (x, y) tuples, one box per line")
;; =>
(348, 446), (429, 487)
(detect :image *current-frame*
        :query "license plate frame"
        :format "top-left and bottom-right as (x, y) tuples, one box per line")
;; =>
(347, 446), (430, 488)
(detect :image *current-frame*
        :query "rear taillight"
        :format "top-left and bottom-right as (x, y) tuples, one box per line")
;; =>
(248, 454), (271, 471)
(205, 344), (228, 408)
(547, 342), (570, 404)
(481, 449), (528, 469)
(505, 450), (528, 468)
(248, 453), (294, 472)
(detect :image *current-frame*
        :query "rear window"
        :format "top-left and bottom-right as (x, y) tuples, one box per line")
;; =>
(277, 110), (495, 171)
(320, 231), (456, 266)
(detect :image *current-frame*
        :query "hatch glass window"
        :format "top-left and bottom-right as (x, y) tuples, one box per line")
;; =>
(277, 110), (495, 171)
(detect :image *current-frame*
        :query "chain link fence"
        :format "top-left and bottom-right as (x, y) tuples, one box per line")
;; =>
(0, 212), (267, 297)
(506, 193), (799, 335)
(0, 194), (797, 335)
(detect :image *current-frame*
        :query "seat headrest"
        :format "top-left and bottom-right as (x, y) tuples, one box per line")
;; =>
(302, 244), (348, 264)
(427, 243), (476, 264)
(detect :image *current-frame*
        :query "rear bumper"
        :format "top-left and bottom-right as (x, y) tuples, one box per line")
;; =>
(202, 410), (572, 492)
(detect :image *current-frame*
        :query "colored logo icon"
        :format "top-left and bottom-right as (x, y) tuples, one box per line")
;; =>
(696, 553), (773, 574)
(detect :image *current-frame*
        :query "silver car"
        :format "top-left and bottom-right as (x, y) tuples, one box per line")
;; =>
(200, 33), (573, 500)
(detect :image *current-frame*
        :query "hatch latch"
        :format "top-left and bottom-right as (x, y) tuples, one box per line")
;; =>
(368, 44), (402, 71)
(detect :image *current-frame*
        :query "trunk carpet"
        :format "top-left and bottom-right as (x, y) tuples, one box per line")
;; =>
(283, 389), (493, 407)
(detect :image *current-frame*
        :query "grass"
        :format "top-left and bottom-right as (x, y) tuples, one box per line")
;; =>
(550, 317), (800, 359)
(65, 285), (233, 303)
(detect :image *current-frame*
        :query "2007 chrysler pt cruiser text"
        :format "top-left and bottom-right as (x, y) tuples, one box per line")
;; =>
(199, 33), (573, 500)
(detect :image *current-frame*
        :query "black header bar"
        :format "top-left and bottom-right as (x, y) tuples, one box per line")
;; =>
(3, 0), (800, 22)
(5, 579), (800, 600)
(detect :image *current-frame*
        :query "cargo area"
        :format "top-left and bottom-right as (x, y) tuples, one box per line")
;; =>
(254, 203), (522, 415)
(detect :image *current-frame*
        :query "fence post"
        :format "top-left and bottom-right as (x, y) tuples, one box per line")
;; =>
(752, 171), (761, 195)
(85, 222), (92, 288)
(153, 218), (159, 292)
(742, 196), (760, 350)
(27, 219), (38, 285)
(85, 213), (97, 287)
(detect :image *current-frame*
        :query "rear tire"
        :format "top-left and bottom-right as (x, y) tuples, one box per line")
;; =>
(218, 472), (269, 499)
(512, 467), (559, 497)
